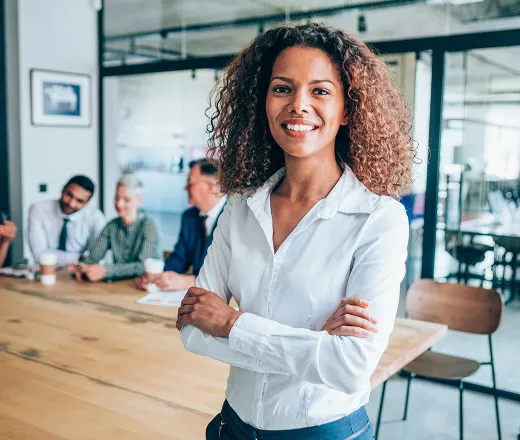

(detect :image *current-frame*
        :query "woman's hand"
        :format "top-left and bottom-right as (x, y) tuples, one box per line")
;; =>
(83, 264), (107, 282)
(321, 297), (378, 337)
(176, 287), (242, 338)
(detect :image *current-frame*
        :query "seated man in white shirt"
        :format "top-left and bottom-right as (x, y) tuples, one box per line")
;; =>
(28, 175), (106, 266)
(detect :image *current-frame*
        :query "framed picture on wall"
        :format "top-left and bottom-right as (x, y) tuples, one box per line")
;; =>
(30, 69), (91, 127)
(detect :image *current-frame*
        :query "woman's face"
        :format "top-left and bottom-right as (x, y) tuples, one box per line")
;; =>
(114, 186), (142, 222)
(265, 46), (348, 161)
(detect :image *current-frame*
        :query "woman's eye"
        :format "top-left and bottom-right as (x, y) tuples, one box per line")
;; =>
(313, 88), (330, 95)
(272, 86), (290, 93)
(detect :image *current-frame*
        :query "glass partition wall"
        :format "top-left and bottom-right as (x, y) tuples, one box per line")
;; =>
(103, 69), (218, 252)
(433, 46), (520, 396)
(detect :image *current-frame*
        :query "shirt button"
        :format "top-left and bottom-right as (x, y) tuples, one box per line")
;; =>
(235, 341), (242, 350)
(255, 400), (260, 408)
(256, 359), (263, 366)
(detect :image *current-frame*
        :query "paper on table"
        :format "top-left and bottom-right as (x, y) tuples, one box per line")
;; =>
(0, 267), (37, 280)
(137, 290), (187, 307)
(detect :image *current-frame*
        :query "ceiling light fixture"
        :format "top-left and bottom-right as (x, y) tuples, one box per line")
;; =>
(357, 13), (367, 33)
(427, 0), (485, 4)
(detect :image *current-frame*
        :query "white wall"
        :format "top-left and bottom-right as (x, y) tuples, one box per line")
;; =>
(103, 69), (216, 219)
(15, 0), (99, 260)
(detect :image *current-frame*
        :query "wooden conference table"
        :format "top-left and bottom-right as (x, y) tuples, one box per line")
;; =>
(0, 273), (447, 439)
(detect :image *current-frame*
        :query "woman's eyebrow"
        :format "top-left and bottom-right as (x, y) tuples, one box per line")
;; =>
(270, 76), (336, 87)
(309, 79), (336, 87)
(270, 76), (293, 83)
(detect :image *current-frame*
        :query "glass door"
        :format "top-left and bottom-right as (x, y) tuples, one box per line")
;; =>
(434, 46), (520, 395)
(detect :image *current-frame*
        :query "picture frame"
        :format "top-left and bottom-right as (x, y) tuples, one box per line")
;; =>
(30, 69), (92, 127)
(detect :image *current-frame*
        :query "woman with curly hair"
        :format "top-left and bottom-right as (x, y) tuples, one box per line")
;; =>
(176, 23), (413, 440)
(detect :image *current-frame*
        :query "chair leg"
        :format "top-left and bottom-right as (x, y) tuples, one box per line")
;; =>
(510, 253), (518, 301)
(403, 372), (414, 421)
(375, 381), (387, 440)
(489, 337), (502, 440)
(459, 381), (464, 440)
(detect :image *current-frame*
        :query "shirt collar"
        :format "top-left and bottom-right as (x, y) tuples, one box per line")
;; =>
(246, 165), (379, 221)
(203, 196), (228, 219)
(117, 212), (145, 230)
(54, 199), (91, 222)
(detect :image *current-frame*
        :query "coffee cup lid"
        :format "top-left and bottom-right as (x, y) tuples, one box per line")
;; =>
(40, 252), (58, 265)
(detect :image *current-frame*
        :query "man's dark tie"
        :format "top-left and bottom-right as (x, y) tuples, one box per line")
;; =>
(200, 214), (208, 241)
(58, 218), (70, 251)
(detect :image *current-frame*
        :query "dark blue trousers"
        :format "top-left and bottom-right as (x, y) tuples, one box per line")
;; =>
(206, 400), (375, 440)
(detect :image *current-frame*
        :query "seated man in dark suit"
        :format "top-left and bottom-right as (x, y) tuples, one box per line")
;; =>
(136, 159), (226, 291)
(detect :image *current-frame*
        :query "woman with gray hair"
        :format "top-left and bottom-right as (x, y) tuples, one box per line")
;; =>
(71, 174), (159, 282)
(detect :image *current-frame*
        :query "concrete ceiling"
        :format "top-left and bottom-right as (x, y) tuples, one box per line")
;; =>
(102, 0), (520, 105)
(103, 0), (520, 65)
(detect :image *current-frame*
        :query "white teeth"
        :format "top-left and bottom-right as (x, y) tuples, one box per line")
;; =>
(284, 124), (316, 132)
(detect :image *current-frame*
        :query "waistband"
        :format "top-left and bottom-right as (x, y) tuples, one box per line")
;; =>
(219, 400), (371, 440)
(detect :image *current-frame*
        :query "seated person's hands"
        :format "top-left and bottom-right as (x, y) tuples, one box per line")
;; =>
(156, 271), (188, 291)
(321, 297), (378, 338)
(83, 264), (107, 282)
(69, 263), (106, 283)
(0, 220), (17, 243)
(67, 262), (85, 282)
(134, 274), (148, 290)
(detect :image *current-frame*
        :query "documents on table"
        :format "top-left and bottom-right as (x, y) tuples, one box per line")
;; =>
(137, 290), (187, 307)
(0, 267), (37, 280)
(137, 290), (240, 310)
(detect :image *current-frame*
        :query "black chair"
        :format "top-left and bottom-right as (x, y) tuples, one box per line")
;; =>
(444, 173), (493, 285)
(492, 236), (520, 304)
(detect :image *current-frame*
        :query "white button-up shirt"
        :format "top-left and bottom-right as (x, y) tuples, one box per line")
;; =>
(28, 199), (106, 266)
(181, 166), (408, 430)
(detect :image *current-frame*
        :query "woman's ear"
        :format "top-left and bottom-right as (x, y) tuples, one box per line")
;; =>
(340, 111), (349, 126)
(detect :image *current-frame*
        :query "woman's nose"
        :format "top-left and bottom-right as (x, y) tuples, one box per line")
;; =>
(288, 89), (310, 114)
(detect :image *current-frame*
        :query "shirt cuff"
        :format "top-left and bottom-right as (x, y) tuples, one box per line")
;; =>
(228, 313), (277, 358)
(104, 265), (116, 280)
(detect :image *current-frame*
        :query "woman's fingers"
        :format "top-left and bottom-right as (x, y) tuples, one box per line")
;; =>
(180, 296), (198, 306)
(330, 326), (371, 338)
(339, 296), (370, 308)
(331, 303), (377, 325)
(176, 313), (190, 330)
(328, 314), (377, 333)
(177, 304), (194, 316)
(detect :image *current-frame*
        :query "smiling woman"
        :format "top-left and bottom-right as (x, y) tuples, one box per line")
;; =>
(74, 175), (160, 283)
(178, 23), (414, 440)
(208, 23), (415, 198)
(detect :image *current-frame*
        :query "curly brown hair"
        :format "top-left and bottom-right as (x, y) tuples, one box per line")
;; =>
(207, 23), (415, 197)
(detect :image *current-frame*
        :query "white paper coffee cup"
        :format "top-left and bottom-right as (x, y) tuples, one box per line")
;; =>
(144, 258), (164, 274)
(144, 258), (164, 292)
(40, 252), (57, 285)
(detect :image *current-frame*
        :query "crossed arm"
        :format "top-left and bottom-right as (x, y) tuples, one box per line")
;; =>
(177, 197), (408, 394)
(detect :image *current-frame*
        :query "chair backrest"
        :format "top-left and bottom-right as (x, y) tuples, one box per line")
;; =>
(406, 279), (503, 335)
